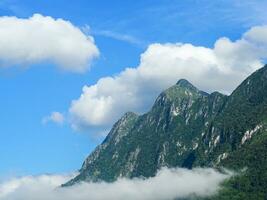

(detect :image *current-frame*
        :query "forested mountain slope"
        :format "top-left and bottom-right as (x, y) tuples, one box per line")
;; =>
(64, 65), (267, 199)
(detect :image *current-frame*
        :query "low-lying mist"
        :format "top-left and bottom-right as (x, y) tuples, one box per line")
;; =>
(0, 168), (231, 200)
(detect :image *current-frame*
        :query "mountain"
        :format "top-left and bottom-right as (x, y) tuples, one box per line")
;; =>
(64, 65), (267, 199)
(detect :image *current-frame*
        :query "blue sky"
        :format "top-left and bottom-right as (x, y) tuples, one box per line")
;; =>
(0, 0), (267, 178)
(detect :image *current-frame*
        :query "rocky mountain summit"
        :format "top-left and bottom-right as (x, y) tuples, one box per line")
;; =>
(64, 65), (267, 199)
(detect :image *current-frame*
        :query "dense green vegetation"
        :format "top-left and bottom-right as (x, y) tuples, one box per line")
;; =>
(206, 130), (267, 200)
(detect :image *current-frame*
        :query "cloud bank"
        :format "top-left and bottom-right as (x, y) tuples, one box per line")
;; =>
(0, 168), (230, 200)
(0, 14), (99, 72)
(69, 25), (267, 129)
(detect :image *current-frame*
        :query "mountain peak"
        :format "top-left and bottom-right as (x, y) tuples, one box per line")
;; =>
(154, 79), (207, 106)
(176, 79), (197, 90)
(176, 78), (191, 85)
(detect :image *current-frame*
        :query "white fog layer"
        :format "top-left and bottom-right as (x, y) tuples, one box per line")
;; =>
(0, 168), (231, 200)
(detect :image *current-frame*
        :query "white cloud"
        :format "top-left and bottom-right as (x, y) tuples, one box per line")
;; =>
(42, 112), (65, 125)
(0, 14), (99, 72)
(69, 25), (267, 129)
(0, 168), (231, 200)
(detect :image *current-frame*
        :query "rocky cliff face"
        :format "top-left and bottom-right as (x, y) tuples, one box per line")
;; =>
(64, 65), (267, 198)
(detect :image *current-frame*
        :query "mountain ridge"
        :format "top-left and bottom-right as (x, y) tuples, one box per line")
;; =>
(64, 65), (267, 199)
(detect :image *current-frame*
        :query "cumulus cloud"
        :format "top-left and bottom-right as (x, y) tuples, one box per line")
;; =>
(0, 14), (99, 72)
(42, 112), (65, 125)
(69, 25), (267, 129)
(0, 168), (231, 200)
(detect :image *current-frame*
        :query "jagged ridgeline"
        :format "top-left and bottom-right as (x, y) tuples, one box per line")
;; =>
(64, 65), (267, 199)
